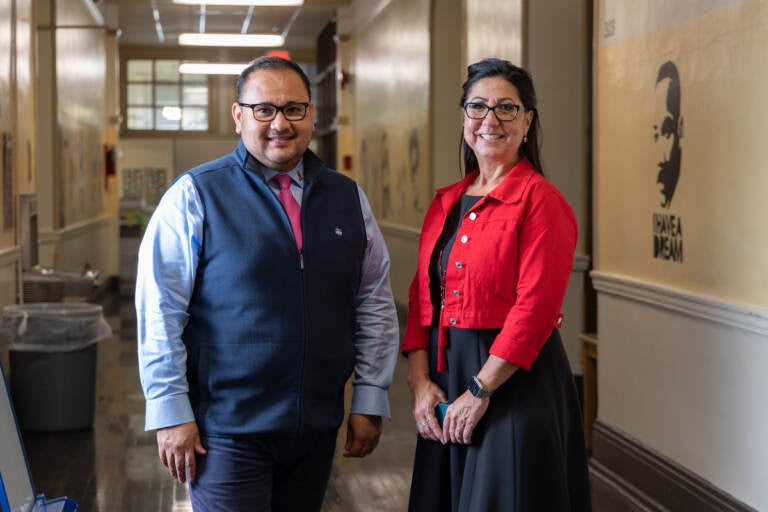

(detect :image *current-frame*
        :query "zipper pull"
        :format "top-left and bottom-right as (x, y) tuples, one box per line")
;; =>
(299, 252), (304, 270)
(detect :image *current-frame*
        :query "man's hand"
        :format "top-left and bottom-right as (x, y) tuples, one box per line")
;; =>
(343, 413), (382, 458)
(156, 421), (207, 484)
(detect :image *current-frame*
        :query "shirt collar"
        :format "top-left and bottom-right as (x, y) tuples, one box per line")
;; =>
(261, 161), (304, 188)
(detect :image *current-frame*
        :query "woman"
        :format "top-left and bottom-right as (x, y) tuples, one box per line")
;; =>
(402, 58), (591, 511)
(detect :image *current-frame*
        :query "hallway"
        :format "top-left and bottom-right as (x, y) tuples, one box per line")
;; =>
(20, 292), (415, 511)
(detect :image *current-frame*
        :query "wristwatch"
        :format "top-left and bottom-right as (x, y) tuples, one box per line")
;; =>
(467, 376), (494, 398)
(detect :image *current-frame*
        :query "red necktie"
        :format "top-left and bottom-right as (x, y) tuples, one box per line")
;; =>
(273, 174), (303, 251)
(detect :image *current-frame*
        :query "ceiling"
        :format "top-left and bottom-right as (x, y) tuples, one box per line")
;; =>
(100, 0), (351, 58)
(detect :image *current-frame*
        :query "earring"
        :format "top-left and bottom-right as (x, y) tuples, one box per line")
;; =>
(523, 134), (528, 143)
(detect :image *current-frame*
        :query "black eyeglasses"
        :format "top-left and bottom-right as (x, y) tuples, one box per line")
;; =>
(463, 102), (523, 121)
(237, 102), (310, 122)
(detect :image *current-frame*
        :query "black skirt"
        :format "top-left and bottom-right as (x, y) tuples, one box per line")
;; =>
(408, 327), (592, 512)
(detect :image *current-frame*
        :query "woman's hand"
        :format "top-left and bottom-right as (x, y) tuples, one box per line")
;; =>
(407, 349), (448, 442)
(441, 391), (490, 445)
(410, 377), (448, 442)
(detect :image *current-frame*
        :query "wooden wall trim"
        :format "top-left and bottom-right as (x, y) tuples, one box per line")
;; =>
(0, 246), (21, 267)
(590, 420), (756, 512)
(591, 270), (768, 336)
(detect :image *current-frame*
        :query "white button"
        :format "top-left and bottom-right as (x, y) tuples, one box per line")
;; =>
(449, 318), (457, 325)
(452, 290), (460, 296)
(469, 212), (477, 220)
(455, 262), (463, 268)
(460, 235), (469, 243)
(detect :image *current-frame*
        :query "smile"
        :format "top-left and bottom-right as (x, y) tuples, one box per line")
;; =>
(478, 134), (504, 140)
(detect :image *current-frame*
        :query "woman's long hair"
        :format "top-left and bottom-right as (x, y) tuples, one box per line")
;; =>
(459, 58), (543, 175)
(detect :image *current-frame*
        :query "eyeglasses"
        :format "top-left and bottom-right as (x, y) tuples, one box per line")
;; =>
(463, 102), (523, 121)
(237, 102), (310, 122)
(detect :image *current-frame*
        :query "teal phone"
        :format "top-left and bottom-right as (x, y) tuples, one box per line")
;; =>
(435, 402), (450, 427)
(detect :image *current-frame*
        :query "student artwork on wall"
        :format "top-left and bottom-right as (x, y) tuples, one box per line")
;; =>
(594, 0), (768, 306)
(354, 0), (431, 228)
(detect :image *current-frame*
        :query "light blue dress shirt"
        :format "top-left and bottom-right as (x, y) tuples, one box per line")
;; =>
(136, 160), (400, 431)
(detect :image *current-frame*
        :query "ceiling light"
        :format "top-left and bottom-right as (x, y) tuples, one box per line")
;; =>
(179, 63), (249, 75)
(173, 0), (303, 6)
(178, 33), (284, 47)
(162, 107), (182, 121)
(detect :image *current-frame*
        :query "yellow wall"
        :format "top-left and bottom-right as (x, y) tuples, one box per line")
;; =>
(353, 0), (431, 227)
(34, 0), (118, 276)
(0, 0), (13, 252)
(464, 0), (523, 66)
(595, 0), (768, 307)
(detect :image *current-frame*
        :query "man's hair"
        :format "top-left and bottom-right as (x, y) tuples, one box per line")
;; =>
(656, 61), (681, 125)
(236, 56), (312, 101)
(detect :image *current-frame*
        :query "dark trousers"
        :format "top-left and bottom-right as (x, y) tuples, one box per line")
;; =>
(189, 430), (337, 512)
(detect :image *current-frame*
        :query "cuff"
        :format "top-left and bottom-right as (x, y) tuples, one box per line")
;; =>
(144, 393), (195, 431)
(350, 384), (391, 419)
(489, 338), (540, 372)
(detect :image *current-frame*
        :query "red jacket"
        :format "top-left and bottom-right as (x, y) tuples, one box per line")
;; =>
(401, 158), (577, 371)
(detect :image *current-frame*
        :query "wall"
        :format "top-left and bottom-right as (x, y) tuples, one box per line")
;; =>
(593, 0), (768, 508)
(351, 0), (431, 227)
(36, 0), (118, 277)
(527, 0), (592, 370)
(464, 0), (523, 66)
(0, 0), (36, 309)
(338, 0), (436, 309)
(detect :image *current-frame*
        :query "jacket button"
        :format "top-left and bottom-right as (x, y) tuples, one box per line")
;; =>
(455, 261), (463, 268)
(452, 289), (460, 296)
(449, 318), (457, 325)
(469, 212), (477, 220)
(460, 235), (469, 243)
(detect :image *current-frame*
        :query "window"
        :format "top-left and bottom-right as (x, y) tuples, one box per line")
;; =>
(125, 58), (209, 131)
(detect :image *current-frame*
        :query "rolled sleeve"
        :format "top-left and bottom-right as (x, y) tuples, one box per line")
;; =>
(489, 190), (577, 371)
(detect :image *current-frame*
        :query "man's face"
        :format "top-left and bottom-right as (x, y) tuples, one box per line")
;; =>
(653, 78), (676, 165)
(232, 69), (315, 171)
(652, 77), (681, 208)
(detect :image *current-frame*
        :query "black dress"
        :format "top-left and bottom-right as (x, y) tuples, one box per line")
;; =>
(408, 195), (592, 512)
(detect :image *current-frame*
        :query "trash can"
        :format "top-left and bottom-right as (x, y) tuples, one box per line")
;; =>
(1, 303), (112, 431)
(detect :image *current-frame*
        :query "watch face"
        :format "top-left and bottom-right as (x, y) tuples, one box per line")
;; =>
(468, 377), (482, 397)
(468, 376), (491, 397)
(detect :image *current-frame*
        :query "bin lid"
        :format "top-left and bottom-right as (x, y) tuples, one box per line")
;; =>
(1, 303), (112, 352)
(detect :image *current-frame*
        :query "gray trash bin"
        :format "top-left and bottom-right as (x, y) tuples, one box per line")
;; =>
(1, 303), (112, 431)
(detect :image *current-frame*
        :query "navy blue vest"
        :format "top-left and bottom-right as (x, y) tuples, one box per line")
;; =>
(182, 142), (366, 436)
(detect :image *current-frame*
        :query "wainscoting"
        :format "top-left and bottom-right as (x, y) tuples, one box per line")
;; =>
(590, 420), (755, 511)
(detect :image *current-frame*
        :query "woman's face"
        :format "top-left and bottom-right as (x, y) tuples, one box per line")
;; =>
(463, 76), (533, 168)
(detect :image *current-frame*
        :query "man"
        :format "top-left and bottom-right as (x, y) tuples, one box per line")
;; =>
(652, 60), (683, 209)
(136, 56), (399, 512)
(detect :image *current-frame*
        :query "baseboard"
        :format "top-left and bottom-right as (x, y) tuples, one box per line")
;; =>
(590, 420), (756, 512)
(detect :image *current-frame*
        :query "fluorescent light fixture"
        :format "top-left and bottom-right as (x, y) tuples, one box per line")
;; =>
(179, 63), (249, 75)
(173, 0), (303, 5)
(179, 33), (284, 47)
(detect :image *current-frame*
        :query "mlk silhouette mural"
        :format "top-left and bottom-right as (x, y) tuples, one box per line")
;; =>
(653, 61), (683, 209)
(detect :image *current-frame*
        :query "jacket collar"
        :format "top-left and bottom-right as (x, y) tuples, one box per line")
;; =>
(435, 158), (538, 210)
